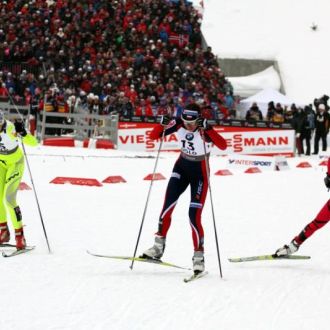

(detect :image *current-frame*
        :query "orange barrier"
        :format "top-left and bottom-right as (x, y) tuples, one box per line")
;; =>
(103, 176), (127, 183)
(50, 177), (103, 187)
(19, 182), (32, 190)
(95, 139), (115, 149)
(43, 137), (115, 149)
(245, 167), (261, 173)
(143, 173), (166, 180)
(296, 162), (312, 168)
(214, 169), (233, 176)
(43, 137), (75, 147)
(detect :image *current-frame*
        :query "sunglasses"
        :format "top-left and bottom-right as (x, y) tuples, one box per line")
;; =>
(181, 109), (199, 124)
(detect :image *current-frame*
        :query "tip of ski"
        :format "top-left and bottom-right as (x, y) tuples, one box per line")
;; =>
(86, 250), (191, 270)
(184, 271), (208, 283)
(2, 246), (35, 258)
(228, 254), (311, 263)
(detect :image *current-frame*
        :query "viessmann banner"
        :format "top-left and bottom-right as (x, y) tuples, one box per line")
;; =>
(118, 122), (295, 156)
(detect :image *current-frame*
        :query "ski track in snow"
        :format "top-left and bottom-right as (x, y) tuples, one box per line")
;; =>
(1, 145), (330, 329)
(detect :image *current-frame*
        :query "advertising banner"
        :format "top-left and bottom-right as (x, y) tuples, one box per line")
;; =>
(118, 122), (295, 156)
(226, 154), (276, 171)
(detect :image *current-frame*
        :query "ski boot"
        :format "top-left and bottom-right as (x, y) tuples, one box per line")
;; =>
(193, 251), (205, 275)
(275, 239), (299, 257)
(0, 223), (10, 244)
(141, 235), (166, 259)
(15, 228), (26, 250)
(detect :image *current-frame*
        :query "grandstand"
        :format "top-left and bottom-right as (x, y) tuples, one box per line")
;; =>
(0, 0), (232, 125)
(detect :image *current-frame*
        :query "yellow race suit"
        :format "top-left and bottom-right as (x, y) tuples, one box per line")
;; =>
(0, 120), (37, 230)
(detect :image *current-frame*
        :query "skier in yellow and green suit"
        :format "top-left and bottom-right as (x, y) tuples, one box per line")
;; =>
(0, 110), (38, 250)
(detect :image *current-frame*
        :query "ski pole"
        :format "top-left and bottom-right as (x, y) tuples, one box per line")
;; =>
(130, 130), (165, 270)
(200, 129), (223, 278)
(5, 89), (52, 253)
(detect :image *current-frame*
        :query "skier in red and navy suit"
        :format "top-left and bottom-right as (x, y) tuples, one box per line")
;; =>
(276, 157), (330, 256)
(141, 103), (227, 274)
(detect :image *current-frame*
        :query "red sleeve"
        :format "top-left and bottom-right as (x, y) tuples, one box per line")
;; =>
(204, 127), (227, 150)
(327, 157), (330, 174)
(149, 124), (164, 140)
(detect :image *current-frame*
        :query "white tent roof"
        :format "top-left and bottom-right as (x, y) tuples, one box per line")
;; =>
(241, 88), (296, 106)
(237, 88), (300, 119)
(228, 66), (281, 98)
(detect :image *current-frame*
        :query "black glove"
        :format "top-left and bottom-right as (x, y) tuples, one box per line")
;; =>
(324, 173), (330, 189)
(196, 117), (208, 130)
(160, 115), (171, 126)
(14, 120), (27, 137)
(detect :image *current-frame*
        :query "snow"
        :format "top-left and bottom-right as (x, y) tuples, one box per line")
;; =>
(200, 0), (330, 105)
(2, 144), (330, 330)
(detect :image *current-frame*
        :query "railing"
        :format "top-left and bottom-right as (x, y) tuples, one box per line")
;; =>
(36, 111), (119, 147)
(0, 101), (30, 121)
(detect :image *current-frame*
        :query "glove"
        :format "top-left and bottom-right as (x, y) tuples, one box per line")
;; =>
(160, 115), (171, 126)
(196, 117), (208, 130)
(324, 173), (330, 189)
(14, 120), (27, 137)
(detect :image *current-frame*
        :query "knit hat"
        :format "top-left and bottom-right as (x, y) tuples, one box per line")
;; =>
(181, 103), (201, 122)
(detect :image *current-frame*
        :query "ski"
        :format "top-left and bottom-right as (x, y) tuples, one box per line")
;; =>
(2, 246), (35, 258)
(184, 271), (208, 283)
(86, 251), (191, 270)
(0, 243), (17, 248)
(228, 254), (311, 263)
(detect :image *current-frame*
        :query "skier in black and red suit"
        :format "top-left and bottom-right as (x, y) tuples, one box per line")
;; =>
(141, 103), (227, 274)
(276, 157), (330, 256)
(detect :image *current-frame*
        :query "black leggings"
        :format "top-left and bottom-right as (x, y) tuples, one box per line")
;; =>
(156, 156), (209, 251)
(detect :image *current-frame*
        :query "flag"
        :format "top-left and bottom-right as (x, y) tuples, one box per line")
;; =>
(169, 33), (189, 48)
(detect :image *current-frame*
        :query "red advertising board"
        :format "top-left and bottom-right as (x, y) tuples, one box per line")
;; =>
(118, 122), (295, 156)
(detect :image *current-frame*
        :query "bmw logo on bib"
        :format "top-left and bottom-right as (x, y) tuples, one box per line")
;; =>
(185, 133), (194, 141)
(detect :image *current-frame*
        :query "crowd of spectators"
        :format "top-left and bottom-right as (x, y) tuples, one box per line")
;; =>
(0, 0), (236, 122)
(245, 101), (297, 123)
(244, 95), (330, 156)
(244, 95), (330, 125)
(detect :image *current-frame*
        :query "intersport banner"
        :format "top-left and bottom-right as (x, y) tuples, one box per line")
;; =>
(118, 122), (295, 156)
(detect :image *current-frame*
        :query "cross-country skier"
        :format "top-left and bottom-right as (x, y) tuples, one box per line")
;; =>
(275, 157), (330, 256)
(0, 111), (38, 250)
(141, 103), (227, 274)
